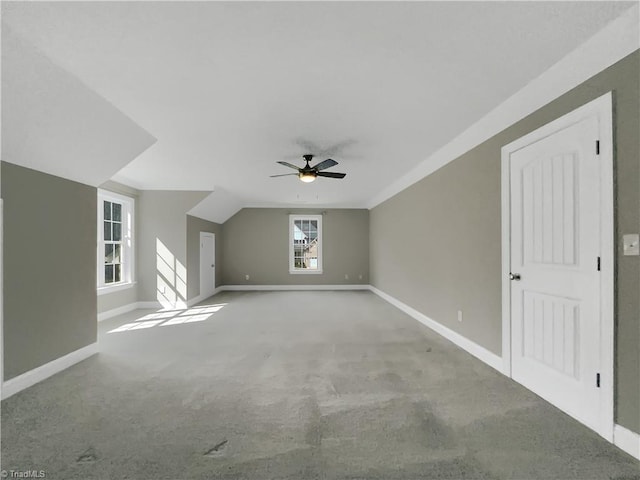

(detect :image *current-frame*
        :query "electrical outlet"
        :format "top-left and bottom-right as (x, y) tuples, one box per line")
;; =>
(457, 310), (463, 322)
(345, 274), (349, 280)
(623, 234), (639, 256)
(245, 274), (250, 280)
(358, 274), (363, 280)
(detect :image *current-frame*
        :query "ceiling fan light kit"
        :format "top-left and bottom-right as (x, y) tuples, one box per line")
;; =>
(271, 154), (346, 183)
(299, 172), (317, 183)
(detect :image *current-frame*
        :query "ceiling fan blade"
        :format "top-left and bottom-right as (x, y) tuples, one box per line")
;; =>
(317, 171), (346, 179)
(277, 161), (301, 171)
(312, 158), (338, 171)
(270, 173), (299, 177)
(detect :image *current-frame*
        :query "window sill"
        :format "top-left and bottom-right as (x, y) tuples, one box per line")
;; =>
(289, 270), (323, 275)
(97, 281), (137, 296)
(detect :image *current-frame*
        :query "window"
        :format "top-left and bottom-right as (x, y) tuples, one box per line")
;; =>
(98, 190), (134, 292)
(289, 215), (322, 274)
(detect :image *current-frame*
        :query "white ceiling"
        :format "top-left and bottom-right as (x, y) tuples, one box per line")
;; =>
(2, 24), (157, 187)
(1, 1), (635, 221)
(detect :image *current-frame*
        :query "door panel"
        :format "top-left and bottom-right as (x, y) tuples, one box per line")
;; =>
(200, 233), (215, 298)
(521, 153), (578, 266)
(522, 291), (579, 379)
(510, 116), (600, 430)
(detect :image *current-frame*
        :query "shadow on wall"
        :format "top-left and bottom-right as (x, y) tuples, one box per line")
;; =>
(156, 238), (187, 309)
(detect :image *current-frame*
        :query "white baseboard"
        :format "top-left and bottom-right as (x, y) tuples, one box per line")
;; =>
(97, 302), (139, 322)
(99, 301), (172, 321)
(222, 284), (370, 291)
(1, 343), (98, 400)
(130, 287), (238, 311)
(137, 293), (228, 310)
(188, 287), (225, 306)
(369, 285), (504, 373)
(187, 293), (208, 307)
(614, 424), (640, 460)
(136, 301), (163, 309)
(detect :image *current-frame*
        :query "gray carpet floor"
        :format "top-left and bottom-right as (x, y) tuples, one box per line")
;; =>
(1, 290), (638, 479)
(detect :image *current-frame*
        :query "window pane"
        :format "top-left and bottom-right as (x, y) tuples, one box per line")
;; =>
(294, 220), (304, 242)
(104, 221), (112, 241)
(105, 264), (114, 284)
(114, 264), (121, 283)
(113, 223), (122, 241)
(104, 201), (111, 220)
(105, 244), (114, 263)
(113, 244), (121, 264)
(112, 203), (122, 222)
(309, 220), (318, 241)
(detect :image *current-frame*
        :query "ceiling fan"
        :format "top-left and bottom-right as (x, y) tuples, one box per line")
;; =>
(270, 154), (346, 183)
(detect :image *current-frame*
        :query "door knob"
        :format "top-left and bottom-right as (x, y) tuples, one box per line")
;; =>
(211, 264), (215, 268)
(509, 273), (521, 281)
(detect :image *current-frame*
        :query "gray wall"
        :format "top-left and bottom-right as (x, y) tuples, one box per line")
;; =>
(1, 162), (97, 380)
(97, 287), (138, 314)
(222, 208), (369, 285)
(96, 186), (216, 310)
(137, 191), (209, 305)
(370, 50), (639, 433)
(186, 215), (223, 300)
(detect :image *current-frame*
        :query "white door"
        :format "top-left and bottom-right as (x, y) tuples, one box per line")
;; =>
(509, 114), (604, 432)
(199, 232), (215, 299)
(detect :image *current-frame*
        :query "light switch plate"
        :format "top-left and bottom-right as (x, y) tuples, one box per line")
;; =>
(623, 234), (639, 256)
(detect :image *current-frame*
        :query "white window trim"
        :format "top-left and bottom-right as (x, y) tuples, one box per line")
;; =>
(97, 189), (135, 294)
(289, 214), (323, 275)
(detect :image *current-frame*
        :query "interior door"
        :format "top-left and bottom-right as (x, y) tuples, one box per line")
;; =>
(200, 232), (215, 299)
(509, 115), (602, 431)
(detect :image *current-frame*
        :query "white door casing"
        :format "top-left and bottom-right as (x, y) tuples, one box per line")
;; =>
(501, 92), (614, 441)
(199, 232), (215, 299)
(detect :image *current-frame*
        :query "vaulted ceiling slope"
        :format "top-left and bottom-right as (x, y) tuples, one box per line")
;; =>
(1, 25), (157, 187)
(1, 1), (636, 222)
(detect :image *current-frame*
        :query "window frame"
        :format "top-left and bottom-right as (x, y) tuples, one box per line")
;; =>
(97, 189), (135, 294)
(289, 214), (323, 275)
